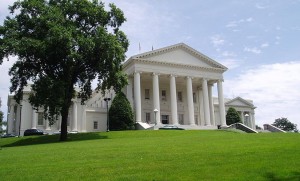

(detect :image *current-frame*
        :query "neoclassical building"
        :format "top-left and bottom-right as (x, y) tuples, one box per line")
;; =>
(6, 43), (256, 135)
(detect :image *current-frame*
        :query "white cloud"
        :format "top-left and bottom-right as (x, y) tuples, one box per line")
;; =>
(226, 17), (254, 29)
(224, 61), (300, 127)
(260, 43), (269, 48)
(210, 35), (225, 47)
(243, 47), (261, 54)
(219, 58), (240, 69)
(222, 51), (236, 57)
(255, 3), (268, 9)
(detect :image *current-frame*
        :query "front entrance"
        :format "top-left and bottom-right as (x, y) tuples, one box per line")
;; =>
(161, 115), (169, 124)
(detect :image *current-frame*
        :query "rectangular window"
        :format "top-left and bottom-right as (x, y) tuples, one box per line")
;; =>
(194, 115), (198, 125)
(145, 89), (150, 100)
(162, 90), (167, 101)
(93, 121), (98, 129)
(177, 91), (183, 102)
(193, 92), (197, 103)
(146, 112), (150, 123)
(178, 114), (184, 125)
(37, 112), (44, 126)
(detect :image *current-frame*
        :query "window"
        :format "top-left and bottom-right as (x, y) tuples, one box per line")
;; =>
(177, 91), (183, 102)
(145, 89), (150, 100)
(146, 113), (151, 123)
(178, 114), (184, 125)
(37, 112), (44, 126)
(194, 115), (198, 125)
(93, 121), (98, 129)
(193, 92), (197, 103)
(162, 90), (167, 101)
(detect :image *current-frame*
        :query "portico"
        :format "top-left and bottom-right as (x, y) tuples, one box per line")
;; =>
(123, 43), (228, 127)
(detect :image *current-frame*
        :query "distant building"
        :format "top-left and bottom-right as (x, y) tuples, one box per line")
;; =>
(6, 43), (256, 135)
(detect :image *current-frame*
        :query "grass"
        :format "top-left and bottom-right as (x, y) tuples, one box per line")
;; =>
(0, 130), (299, 181)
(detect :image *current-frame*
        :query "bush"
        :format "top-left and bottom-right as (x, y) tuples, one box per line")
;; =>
(226, 107), (242, 125)
(109, 92), (134, 131)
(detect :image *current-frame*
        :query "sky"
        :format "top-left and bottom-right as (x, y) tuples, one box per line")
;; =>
(0, 0), (300, 128)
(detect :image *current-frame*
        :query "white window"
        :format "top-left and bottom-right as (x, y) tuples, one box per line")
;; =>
(178, 114), (184, 125)
(162, 90), (167, 101)
(37, 112), (44, 126)
(146, 113), (151, 123)
(145, 89), (150, 100)
(177, 91), (183, 102)
(93, 121), (98, 130)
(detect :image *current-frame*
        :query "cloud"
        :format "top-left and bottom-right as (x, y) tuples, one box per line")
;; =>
(260, 43), (269, 48)
(222, 51), (236, 57)
(243, 47), (261, 54)
(224, 61), (300, 127)
(219, 58), (240, 69)
(210, 35), (225, 47)
(255, 3), (268, 9)
(226, 17), (254, 29)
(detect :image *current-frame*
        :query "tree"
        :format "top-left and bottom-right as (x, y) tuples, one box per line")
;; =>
(272, 117), (298, 132)
(0, 0), (129, 141)
(108, 92), (134, 131)
(0, 98), (4, 134)
(226, 107), (242, 125)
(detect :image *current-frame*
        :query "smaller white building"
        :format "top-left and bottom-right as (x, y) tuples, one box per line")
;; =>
(6, 43), (256, 135)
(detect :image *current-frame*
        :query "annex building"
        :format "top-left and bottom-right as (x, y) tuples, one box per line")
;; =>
(6, 43), (256, 135)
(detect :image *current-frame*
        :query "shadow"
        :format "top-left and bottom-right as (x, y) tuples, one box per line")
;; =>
(265, 172), (300, 181)
(1, 132), (108, 147)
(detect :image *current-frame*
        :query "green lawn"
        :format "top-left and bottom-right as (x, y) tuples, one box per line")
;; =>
(0, 130), (299, 181)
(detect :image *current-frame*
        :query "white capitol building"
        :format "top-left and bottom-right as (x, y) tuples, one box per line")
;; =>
(6, 43), (256, 135)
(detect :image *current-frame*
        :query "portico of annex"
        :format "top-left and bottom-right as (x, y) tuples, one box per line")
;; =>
(123, 43), (228, 127)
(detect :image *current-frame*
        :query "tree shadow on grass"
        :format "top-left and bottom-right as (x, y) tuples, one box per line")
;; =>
(1, 132), (108, 147)
(265, 172), (300, 181)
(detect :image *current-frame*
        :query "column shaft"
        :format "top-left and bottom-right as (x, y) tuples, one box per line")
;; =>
(198, 89), (205, 126)
(134, 72), (142, 122)
(31, 109), (37, 129)
(241, 111), (245, 124)
(186, 77), (195, 125)
(170, 75), (178, 124)
(208, 84), (215, 125)
(72, 102), (78, 131)
(152, 73), (161, 124)
(202, 79), (211, 126)
(217, 80), (226, 126)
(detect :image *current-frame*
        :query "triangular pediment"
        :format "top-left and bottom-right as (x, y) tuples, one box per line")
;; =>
(225, 97), (254, 108)
(129, 43), (227, 70)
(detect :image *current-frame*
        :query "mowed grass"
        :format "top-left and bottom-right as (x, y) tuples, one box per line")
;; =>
(0, 130), (299, 181)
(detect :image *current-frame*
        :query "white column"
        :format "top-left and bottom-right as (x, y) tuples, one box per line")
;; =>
(202, 79), (211, 126)
(45, 118), (51, 130)
(217, 80), (226, 126)
(7, 105), (14, 133)
(152, 73), (161, 124)
(81, 106), (87, 132)
(31, 109), (37, 129)
(186, 77), (195, 125)
(170, 75), (178, 124)
(198, 89), (205, 126)
(241, 111), (245, 124)
(127, 77), (134, 108)
(252, 113), (256, 129)
(134, 72), (142, 122)
(72, 102), (78, 131)
(208, 84), (215, 126)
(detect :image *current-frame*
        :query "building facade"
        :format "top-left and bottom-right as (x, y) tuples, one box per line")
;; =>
(6, 43), (256, 135)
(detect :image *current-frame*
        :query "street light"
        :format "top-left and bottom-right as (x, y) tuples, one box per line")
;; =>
(153, 109), (158, 126)
(104, 98), (111, 132)
(18, 104), (22, 137)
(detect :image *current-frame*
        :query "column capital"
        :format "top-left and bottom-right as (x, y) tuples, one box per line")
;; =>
(134, 71), (142, 75)
(186, 76), (194, 80)
(169, 74), (177, 78)
(152, 72), (160, 76)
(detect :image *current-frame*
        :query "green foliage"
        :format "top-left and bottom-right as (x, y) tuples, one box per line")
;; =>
(0, 131), (300, 180)
(108, 92), (134, 130)
(0, 0), (129, 140)
(226, 107), (242, 125)
(272, 117), (298, 132)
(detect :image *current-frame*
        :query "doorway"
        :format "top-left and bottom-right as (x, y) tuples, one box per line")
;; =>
(161, 115), (169, 124)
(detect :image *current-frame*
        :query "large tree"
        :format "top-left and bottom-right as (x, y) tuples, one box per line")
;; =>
(226, 107), (242, 125)
(0, 0), (129, 141)
(108, 92), (134, 131)
(272, 117), (298, 132)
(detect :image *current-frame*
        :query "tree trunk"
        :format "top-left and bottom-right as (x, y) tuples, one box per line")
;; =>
(59, 82), (74, 141)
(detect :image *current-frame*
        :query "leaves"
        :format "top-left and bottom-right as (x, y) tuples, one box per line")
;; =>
(272, 117), (298, 132)
(226, 107), (242, 125)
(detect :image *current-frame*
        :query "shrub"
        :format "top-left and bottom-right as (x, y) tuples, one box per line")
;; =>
(226, 107), (242, 125)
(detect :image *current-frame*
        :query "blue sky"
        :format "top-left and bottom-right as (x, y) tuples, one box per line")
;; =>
(1, 0), (300, 127)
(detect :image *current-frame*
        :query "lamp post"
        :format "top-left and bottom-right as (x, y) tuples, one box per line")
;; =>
(245, 113), (249, 127)
(18, 104), (22, 137)
(104, 98), (111, 132)
(154, 109), (158, 128)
